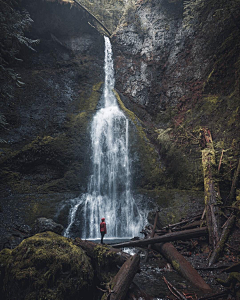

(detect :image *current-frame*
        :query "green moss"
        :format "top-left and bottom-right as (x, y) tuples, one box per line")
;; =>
(0, 83), (103, 195)
(172, 260), (180, 271)
(92, 244), (120, 282)
(77, 82), (103, 112)
(93, 244), (110, 266)
(0, 232), (94, 300)
(114, 90), (163, 189)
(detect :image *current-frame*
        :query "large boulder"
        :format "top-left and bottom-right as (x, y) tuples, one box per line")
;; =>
(31, 217), (64, 235)
(0, 231), (94, 300)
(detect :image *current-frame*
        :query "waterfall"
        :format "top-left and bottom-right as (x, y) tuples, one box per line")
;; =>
(64, 36), (145, 239)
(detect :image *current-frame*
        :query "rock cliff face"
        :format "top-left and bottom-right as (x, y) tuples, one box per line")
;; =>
(0, 0), (163, 244)
(0, 0), (239, 247)
(0, 0), (104, 196)
(112, 0), (240, 190)
(113, 0), (206, 119)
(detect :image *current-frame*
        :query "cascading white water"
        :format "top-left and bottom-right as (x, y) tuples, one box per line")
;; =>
(64, 36), (145, 239)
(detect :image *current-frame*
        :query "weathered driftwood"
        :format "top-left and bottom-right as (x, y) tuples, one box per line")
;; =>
(208, 214), (236, 266)
(153, 242), (212, 291)
(201, 128), (221, 248)
(101, 254), (140, 300)
(112, 227), (208, 248)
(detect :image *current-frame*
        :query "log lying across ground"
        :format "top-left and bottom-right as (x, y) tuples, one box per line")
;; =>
(101, 254), (140, 300)
(162, 213), (202, 230)
(112, 227), (208, 248)
(153, 242), (212, 291)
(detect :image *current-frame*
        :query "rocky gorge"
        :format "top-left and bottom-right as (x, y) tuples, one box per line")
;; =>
(0, 0), (239, 299)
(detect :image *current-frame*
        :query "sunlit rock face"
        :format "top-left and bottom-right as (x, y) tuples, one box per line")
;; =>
(112, 0), (210, 119)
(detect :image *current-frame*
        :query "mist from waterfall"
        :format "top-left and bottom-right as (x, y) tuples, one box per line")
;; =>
(64, 36), (145, 239)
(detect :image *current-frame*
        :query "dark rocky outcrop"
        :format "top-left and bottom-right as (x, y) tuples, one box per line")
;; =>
(31, 217), (64, 235)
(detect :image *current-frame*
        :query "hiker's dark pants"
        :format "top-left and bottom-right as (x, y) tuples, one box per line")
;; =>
(101, 232), (105, 244)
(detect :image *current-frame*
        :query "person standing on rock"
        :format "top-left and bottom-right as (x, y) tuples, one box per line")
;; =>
(100, 218), (107, 244)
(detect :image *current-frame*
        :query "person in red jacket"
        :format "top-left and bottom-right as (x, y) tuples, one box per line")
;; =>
(100, 218), (107, 244)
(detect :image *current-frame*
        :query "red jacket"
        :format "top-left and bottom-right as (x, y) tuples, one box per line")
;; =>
(100, 221), (107, 234)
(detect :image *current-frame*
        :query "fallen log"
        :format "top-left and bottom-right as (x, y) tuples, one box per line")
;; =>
(180, 220), (201, 230)
(153, 242), (212, 291)
(201, 128), (221, 248)
(101, 254), (140, 300)
(208, 215), (236, 266)
(162, 213), (202, 230)
(112, 227), (208, 248)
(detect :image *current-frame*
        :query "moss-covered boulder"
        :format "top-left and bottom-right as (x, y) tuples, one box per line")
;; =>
(0, 231), (94, 300)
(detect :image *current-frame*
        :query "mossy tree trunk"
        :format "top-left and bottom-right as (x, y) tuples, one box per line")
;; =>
(201, 128), (221, 249)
